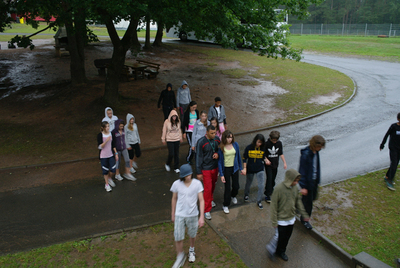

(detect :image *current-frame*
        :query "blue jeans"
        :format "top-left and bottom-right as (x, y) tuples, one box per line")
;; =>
(244, 170), (265, 202)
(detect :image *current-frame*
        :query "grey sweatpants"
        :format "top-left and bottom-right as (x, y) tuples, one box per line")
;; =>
(116, 149), (130, 169)
(244, 170), (266, 202)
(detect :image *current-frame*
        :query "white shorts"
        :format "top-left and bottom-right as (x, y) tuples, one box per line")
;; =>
(174, 216), (198, 241)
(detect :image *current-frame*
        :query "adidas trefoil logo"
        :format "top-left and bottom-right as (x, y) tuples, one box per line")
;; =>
(268, 146), (279, 157)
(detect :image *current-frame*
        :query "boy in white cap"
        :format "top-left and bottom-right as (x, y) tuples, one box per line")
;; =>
(170, 164), (205, 267)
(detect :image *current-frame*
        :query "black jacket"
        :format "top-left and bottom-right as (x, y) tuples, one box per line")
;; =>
(196, 136), (221, 174)
(182, 109), (199, 133)
(157, 84), (176, 108)
(381, 123), (400, 150)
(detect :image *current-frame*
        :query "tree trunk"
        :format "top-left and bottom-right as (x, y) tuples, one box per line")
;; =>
(130, 19), (141, 53)
(153, 20), (163, 46)
(64, 11), (87, 85)
(144, 15), (151, 49)
(102, 14), (139, 104)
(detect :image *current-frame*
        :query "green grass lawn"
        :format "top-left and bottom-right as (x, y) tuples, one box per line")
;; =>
(179, 44), (354, 123)
(0, 22), (158, 42)
(0, 222), (246, 267)
(289, 35), (400, 61)
(314, 169), (400, 266)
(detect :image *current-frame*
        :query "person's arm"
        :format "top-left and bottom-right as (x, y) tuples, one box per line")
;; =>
(157, 91), (163, 109)
(218, 150), (225, 182)
(270, 189), (279, 227)
(222, 106), (227, 126)
(172, 91), (177, 108)
(171, 192), (178, 223)
(207, 106), (213, 121)
(192, 123), (198, 151)
(97, 133), (110, 149)
(136, 124), (141, 144)
(242, 146), (248, 175)
(235, 143), (243, 171)
(299, 151), (310, 195)
(188, 88), (192, 102)
(296, 191), (310, 222)
(280, 154), (287, 169)
(124, 127), (131, 150)
(161, 121), (167, 145)
(196, 139), (204, 179)
(111, 134), (119, 162)
(380, 125), (393, 150)
(176, 90), (180, 108)
(198, 191), (205, 227)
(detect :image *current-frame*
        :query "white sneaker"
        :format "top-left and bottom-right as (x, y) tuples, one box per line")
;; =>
(188, 251), (196, 263)
(172, 252), (186, 268)
(165, 164), (171, 172)
(130, 167), (136, 174)
(108, 178), (116, 187)
(231, 197), (238, 204)
(205, 212), (212, 220)
(124, 173), (137, 181)
(105, 184), (112, 192)
(212, 201), (216, 208)
(115, 174), (123, 181)
(174, 169), (180, 174)
(223, 206), (229, 214)
(132, 161), (138, 169)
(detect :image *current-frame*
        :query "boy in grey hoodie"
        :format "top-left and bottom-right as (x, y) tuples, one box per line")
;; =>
(102, 107), (118, 132)
(176, 80), (191, 116)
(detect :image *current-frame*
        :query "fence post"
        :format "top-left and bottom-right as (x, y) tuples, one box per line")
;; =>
(321, 23), (323, 35)
(301, 23), (303, 35)
(365, 23), (367, 36)
(342, 23), (344, 36)
(389, 23), (392, 37)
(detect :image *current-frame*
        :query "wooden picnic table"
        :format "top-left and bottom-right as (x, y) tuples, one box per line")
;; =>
(124, 62), (148, 80)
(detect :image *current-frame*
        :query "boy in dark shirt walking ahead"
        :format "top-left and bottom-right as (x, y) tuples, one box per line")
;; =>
(380, 112), (400, 191)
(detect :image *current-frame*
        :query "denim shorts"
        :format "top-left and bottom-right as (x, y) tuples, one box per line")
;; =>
(100, 157), (117, 175)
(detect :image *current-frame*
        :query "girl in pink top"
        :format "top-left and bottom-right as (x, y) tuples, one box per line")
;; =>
(162, 110), (183, 173)
(97, 122), (119, 192)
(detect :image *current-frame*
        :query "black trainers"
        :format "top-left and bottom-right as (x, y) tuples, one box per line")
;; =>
(257, 202), (263, 209)
(265, 196), (271, 203)
(302, 221), (313, 230)
(277, 252), (288, 261)
(244, 196), (249, 202)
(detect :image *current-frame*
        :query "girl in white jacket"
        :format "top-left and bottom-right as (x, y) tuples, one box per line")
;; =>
(125, 113), (141, 174)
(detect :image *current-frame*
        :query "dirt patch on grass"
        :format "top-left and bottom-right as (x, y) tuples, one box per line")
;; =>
(307, 92), (342, 105)
(0, 222), (246, 267)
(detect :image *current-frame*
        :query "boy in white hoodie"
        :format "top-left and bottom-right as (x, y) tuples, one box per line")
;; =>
(125, 113), (141, 173)
(102, 107), (118, 132)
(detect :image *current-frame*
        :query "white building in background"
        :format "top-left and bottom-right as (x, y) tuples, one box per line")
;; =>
(113, 20), (158, 30)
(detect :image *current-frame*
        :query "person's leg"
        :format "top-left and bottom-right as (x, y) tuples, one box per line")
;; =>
(211, 168), (218, 198)
(186, 216), (198, 248)
(173, 216), (186, 265)
(128, 144), (134, 169)
(173, 141), (180, 169)
(256, 170), (266, 203)
(223, 167), (233, 206)
(163, 106), (170, 120)
(387, 148), (400, 182)
(101, 158), (110, 184)
(276, 224), (294, 256)
(202, 170), (213, 213)
(121, 149), (130, 174)
(231, 170), (240, 198)
(115, 150), (122, 175)
(186, 132), (194, 163)
(166, 142), (174, 166)
(264, 166), (273, 196)
(301, 188), (316, 217)
(244, 173), (254, 197)
(132, 143), (141, 168)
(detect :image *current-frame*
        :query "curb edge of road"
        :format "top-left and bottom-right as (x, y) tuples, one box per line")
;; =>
(0, 74), (358, 172)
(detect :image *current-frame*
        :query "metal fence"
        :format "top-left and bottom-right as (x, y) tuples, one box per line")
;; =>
(289, 24), (400, 36)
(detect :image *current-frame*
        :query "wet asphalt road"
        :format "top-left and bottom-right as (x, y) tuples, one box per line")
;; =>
(1, 46), (399, 256)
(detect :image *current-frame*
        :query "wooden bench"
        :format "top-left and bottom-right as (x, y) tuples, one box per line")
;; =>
(136, 59), (160, 79)
(94, 58), (112, 76)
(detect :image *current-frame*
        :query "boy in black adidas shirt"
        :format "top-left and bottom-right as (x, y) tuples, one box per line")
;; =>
(264, 131), (287, 202)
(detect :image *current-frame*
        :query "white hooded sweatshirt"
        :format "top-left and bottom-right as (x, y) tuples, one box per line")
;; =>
(102, 107), (118, 132)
